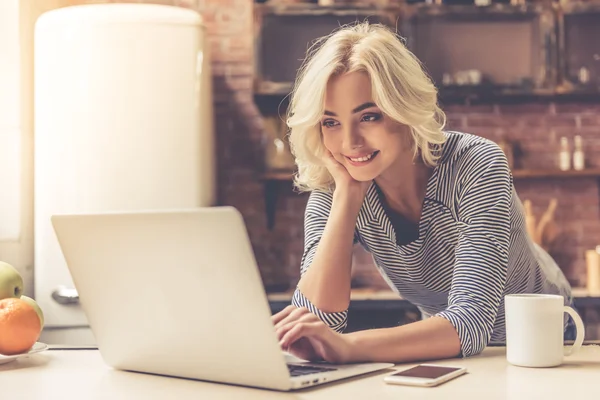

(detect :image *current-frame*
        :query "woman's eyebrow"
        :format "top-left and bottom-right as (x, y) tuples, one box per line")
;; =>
(323, 102), (377, 117)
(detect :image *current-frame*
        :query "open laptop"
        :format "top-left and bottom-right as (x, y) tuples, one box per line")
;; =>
(50, 207), (394, 391)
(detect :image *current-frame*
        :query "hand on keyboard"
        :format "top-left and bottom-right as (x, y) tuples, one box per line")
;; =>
(272, 306), (354, 364)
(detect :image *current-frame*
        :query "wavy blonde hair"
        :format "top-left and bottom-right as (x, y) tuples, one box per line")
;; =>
(287, 22), (447, 192)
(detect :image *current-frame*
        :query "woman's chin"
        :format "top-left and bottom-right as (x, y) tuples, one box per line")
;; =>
(348, 169), (378, 182)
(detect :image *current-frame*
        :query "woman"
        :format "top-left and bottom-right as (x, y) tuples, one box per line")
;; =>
(271, 22), (572, 364)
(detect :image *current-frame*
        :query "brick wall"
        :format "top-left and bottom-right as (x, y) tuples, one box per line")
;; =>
(68, 0), (599, 291)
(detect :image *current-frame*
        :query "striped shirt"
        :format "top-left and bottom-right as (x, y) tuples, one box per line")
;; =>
(292, 130), (572, 358)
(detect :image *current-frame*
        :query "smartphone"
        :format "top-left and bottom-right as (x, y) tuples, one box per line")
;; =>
(383, 364), (467, 387)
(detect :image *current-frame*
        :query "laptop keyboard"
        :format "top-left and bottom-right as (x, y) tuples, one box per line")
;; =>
(287, 364), (338, 377)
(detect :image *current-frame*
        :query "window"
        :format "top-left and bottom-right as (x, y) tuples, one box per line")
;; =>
(0, 0), (21, 241)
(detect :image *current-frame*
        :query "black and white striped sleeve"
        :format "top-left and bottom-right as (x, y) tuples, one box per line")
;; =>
(291, 190), (348, 333)
(436, 144), (512, 357)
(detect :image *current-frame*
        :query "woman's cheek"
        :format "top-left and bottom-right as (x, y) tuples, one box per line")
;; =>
(322, 131), (345, 163)
(322, 135), (335, 154)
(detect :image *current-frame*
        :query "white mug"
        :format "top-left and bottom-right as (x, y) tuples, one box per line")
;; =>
(504, 294), (585, 367)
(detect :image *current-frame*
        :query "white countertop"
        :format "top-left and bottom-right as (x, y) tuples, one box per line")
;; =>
(1, 345), (599, 399)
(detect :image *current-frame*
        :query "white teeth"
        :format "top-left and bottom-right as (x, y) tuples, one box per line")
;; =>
(349, 152), (375, 162)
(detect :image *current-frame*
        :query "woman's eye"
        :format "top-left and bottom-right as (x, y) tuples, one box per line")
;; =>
(362, 113), (381, 122)
(321, 119), (338, 128)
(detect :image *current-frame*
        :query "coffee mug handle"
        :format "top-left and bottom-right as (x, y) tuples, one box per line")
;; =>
(563, 306), (585, 356)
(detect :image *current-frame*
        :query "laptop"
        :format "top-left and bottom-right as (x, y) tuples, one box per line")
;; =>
(50, 207), (394, 391)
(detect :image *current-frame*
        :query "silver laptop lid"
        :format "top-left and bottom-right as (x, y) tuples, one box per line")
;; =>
(51, 207), (292, 390)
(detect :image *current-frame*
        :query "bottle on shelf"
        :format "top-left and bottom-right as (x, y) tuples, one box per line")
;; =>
(585, 246), (600, 295)
(573, 135), (585, 171)
(559, 136), (571, 171)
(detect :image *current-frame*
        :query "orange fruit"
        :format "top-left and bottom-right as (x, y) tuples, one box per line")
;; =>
(0, 298), (41, 355)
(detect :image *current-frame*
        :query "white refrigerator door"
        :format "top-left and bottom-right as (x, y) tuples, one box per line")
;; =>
(34, 4), (214, 328)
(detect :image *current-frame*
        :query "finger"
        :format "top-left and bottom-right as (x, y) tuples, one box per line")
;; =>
(324, 153), (349, 176)
(275, 312), (320, 342)
(274, 307), (311, 330)
(271, 305), (297, 325)
(280, 321), (324, 349)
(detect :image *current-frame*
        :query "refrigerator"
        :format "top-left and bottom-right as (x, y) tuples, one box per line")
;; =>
(34, 3), (215, 345)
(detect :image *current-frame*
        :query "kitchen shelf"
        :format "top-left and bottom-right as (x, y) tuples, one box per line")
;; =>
(261, 171), (295, 181)
(268, 287), (600, 303)
(263, 168), (600, 182)
(255, 87), (600, 106)
(268, 288), (600, 334)
(260, 168), (600, 229)
(512, 168), (600, 179)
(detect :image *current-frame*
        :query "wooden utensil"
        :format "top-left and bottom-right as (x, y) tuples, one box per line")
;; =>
(523, 199), (537, 242)
(523, 198), (559, 251)
(537, 198), (558, 251)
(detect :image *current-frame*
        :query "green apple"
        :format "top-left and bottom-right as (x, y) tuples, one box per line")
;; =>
(0, 261), (23, 300)
(20, 295), (44, 328)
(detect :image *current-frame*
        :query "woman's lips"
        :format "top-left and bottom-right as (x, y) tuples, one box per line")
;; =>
(345, 150), (380, 166)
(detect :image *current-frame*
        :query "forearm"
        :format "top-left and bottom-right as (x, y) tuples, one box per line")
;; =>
(297, 189), (363, 313)
(346, 317), (462, 363)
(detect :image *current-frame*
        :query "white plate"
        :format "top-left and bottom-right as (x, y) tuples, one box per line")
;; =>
(0, 342), (49, 365)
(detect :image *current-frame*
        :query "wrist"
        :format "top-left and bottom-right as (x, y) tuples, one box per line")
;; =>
(344, 331), (369, 363)
(333, 186), (367, 211)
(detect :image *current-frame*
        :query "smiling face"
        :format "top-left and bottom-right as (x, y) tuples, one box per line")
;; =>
(320, 71), (413, 182)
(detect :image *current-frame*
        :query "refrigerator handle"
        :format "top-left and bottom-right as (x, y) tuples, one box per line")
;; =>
(51, 286), (80, 305)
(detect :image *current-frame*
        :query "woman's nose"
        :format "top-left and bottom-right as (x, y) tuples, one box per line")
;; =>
(343, 128), (364, 149)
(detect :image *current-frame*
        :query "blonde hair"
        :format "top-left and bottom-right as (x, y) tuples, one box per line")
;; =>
(287, 22), (447, 192)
